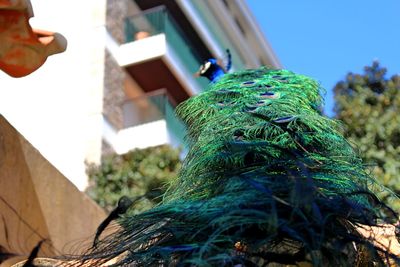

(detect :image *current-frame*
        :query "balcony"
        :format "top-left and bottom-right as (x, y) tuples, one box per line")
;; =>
(105, 6), (210, 104)
(103, 89), (186, 154)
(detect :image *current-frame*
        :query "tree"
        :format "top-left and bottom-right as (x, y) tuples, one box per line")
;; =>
(86, 145), (182, 213)
(334, 61), (400, 208)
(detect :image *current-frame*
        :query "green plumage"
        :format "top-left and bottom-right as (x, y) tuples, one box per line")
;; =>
(79, 68), (398, 266)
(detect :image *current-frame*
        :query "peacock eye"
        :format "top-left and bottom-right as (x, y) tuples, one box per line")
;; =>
(260, 92), (279, 99)
(255, 100), (268, 107)
(261, 92), (274, 96)
(272, 75), (289, 82)
(216, 100), (235, 107)
(241, 81), (256, 87)
(273, 116), (295, 123)
(217, 101), (231, 107)
(216, 89), (235, 95)
(243, 104), (258, 113)
(216, 101), (225, 106)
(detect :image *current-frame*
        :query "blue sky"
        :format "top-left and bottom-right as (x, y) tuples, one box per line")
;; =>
(247, 0), (400, 116)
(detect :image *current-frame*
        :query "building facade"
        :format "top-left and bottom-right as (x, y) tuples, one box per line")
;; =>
(0, 0), (281, 190)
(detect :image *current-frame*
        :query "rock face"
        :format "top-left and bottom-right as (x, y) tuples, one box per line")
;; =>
(11, 258), (62, 267)
(0, 115), (106, 266)
(0, 0), (67, 77)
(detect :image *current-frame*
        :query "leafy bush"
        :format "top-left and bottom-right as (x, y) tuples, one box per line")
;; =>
(334, 61), (400, 208)
(86, 145), (181, 212)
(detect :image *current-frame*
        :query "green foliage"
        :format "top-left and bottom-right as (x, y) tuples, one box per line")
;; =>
(86, 145), (181, 212)
(334, 61), (400, 208)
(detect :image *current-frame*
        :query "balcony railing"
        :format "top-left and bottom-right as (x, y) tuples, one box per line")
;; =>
(124, 6), (209, 90)
(122, 89), (186, 146)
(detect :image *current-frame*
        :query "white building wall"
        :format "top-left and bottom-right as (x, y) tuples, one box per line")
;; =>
(0, 0), (107, 190)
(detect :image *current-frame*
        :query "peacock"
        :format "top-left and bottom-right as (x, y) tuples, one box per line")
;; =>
(73, 66), (399, 267)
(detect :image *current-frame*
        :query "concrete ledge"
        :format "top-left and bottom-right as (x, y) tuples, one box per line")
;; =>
(0, 115), (106, 266)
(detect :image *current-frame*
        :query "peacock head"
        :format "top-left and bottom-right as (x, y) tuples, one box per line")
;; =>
(197, 58), (225, 83)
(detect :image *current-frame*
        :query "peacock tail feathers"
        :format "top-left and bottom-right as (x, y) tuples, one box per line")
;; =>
(75, 67), (398, 266)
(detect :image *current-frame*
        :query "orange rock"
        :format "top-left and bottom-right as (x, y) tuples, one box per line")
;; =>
(0, 0), (66, 77)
